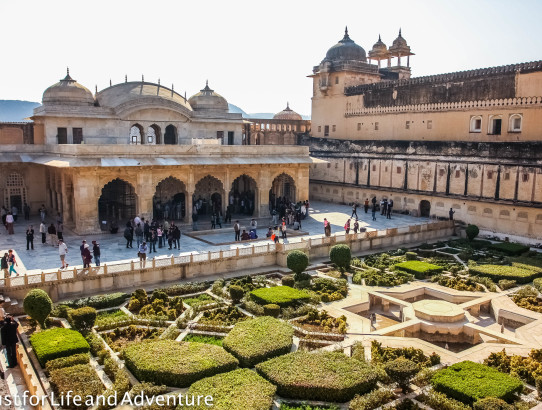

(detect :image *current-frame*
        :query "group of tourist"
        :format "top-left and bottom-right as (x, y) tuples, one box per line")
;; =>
(57, 238), (100, 271)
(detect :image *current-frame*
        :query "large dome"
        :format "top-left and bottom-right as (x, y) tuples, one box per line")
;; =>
(274, 103), (302, 121)
(324, 27), (366, 62)
(188, 81), (228, 111)
(42, 69), (95, 106)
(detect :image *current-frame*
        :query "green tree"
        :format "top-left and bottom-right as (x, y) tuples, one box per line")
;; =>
(23, 289), (53, 329)
(330, 244), (351, 272)
(287, 250), (309, 281)
(466, 224), (480, 241)
(383, 358), (419, 392)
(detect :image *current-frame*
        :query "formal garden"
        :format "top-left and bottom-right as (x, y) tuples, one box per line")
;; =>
(14, 225), (542, 409)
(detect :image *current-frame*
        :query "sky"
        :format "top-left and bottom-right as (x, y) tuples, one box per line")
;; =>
(1, 0), (541, 116)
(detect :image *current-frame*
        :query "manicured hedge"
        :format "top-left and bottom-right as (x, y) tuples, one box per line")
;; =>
(256, 351), (378, 402)
(469, 264), (541, 284)
(30, 328), (90, 367)
(431, 361), (523, 405)
(188, 368), (276, 410)
(49, 364), (104, 404)
(223, 316), (294, 367)
(394, 260), (444, 278)
(45, 353), (90, 372)
(489, 242), (530, 256)
(60, 292), (129, 309)
(123, 340), (238, 387)
(349, 388), (395, 410)
(250, 286), (311, 307)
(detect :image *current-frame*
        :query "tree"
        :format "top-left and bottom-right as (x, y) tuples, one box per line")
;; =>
(229, 285), (244, 304)
(466, 224), (479, 241)
(287, 250), (309, 281)
(329, 244), (351, 272)
(23, 289), (53, 329)
(69, 307), (97, 332)
(383, 358), (419, 392)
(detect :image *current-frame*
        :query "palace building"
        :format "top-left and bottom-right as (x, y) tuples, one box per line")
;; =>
(307, 28), (542, 238)
(0, 72), (310, 233)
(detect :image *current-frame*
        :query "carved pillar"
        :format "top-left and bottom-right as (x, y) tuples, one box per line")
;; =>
(72, 171), (100, 234)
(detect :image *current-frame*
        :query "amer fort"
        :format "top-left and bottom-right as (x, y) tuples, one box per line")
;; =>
(1, 25), (542, 410)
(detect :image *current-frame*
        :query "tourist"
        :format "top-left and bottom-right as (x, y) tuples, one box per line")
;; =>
(234, 220), (241, 241)
(5, 213), (14, 235)
(174, 225), (181, 249)
(216, 213), (222, 228)
(372, 202), (377, 221)
(449, 208), (455, 221)
(1, 316), (19, 368)
(11, 206), (18, 222)
(82, 244), (92, 268)
(241, 229), (250, 241)
(57, 221), (63, 241)
(26, 225), (34, 250)
(48, 223), (57, 246)
(211, 213), (216, 229)
(249, 230), (257, 240)
(344, 219), (351, 234)
(192, 211), (198, 230)
(271, 208), (278, 225)
(167, 226), (174, 250)
(39, 221), (47, 245)
(225, 205), (232, 224)
(157, 226), (163, 248)
(144, 220), (151, 242)
(135, 223), (143, 248)
(163, 219), (170, 232)
(353, 219), (359, 233)
(281, 222), (287, 240)
(39, 204), (46, 222)
(387, 199), (393, 219)
(1, 253), (8, 277)
(80, 240), (89, 265)
(250, 218), (257, 235)
(133, 215), (141, 227)
(323, 218), (330, 237)
(23, 203), (30, 220)
(138, 242), (147, 269)
(92, 240), (101, 267)
(351, 203), (358, 218)
(148, 229), (157, 253)
(56, 212), (63, 226)
(266, 227), (273, 238)
(58, 239), (69, 269)
(124, 222), (133, 248)
(364, 198), (369, 214)
(7, 250), (18, 277)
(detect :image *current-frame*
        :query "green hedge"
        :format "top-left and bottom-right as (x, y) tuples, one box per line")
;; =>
(394, 260), (444, 278)
(188, 368), (276, 410)
(60, 292), (129, 309)
(250, 286), (311, 307)
(489, 242), (530, 256)
(256, 351), (378, 402)
(349, 388), (395, 410)
(49, 364), (104, 406)
(123, 340), (238, 387)
(45, 353), (90, 372)
(431, 361), (523, 405)
(469, 264), (541, 284)
(30, 328), (90, 367)
(223, 316), (294, 367)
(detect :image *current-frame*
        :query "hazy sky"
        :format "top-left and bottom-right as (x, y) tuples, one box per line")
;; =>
(1, 0), (541, 116)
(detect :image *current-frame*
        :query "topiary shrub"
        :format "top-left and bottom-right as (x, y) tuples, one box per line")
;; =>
(466, 224), (480, 241)
(287, 250), (309, 281)
(330, 244), (351, 272)
(349, 388), (395, 410)
(229, 285), (245, 303)
(405, 252), (418, 261)
(30, 328), (90, 367)
(473, 397), (513, 410)
(23, 289), (53, 329)
(263, 304), (280, 318)
(281, 276), (295, 287)
(69, 306), (97, 332)
(383, 358), (419, 392)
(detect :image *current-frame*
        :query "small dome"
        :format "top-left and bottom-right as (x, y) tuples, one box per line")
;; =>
(368, 35), (389, 60)
(389, 29), (412, 56)
(42, 69), (95, 106)
(188, 81), (228, 111)
(324, 27), (366, 62)
(273, 103), (302, 121)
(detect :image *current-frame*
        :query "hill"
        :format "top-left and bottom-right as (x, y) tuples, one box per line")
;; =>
(0, 100), (41, 122)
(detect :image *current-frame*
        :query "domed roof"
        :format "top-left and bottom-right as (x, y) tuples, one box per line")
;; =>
(324, 27), (366, 62)
(389, 29), (413, 56)
(273, 103), (302, 121)
(42, 69), (95, 106)
(188, 81), (228, 111)
(368, 35), (389, 60)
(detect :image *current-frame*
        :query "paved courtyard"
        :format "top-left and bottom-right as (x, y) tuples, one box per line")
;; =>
(0, 201), (429, 276)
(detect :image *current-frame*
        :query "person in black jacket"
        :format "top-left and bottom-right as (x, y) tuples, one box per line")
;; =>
(1, 316), (19, 368)
(26, 225), (35, 250)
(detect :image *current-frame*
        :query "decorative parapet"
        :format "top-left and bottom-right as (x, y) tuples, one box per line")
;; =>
(345, 96), (542, 117)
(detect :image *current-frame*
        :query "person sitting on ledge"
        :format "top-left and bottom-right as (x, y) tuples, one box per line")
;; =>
(241, 229), (250, 241)
(266, 227), (273, 238)
(249, 230), (257, 240)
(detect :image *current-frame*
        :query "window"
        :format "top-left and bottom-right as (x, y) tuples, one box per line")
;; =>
(72, 128), (83, 144)
(509, 114), (522, 132)
(324, 125), (329, 137)
(335, 76), (339, 84)
(487, 171), (493, 180)
(406, 121), (410, 130)
(397, 167), (402, 174)
(374, 122), (379, 131)
(439, 169), (445, 177)
(455, 170), (461, 178)
(217, 131), (224, 144)
(504, 172), (510, 180)
(470, 116), (482, 133)
(357, 123), (361, 131)
(318, 126), (321, 133)
(57, 127), (67, 144)
(372, 165), (376, 171)
(228, 131), (234, 145)
(427, 120), (432, 129)
(332, 125), (336, 132)
(523, 173), (529, 182)
(488, 115), (502, 135)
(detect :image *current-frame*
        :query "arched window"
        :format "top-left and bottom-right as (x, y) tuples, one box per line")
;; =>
(469, 115), (482, 133)
(164, 125), (177, 145)
(509, 114), (522, 132)
(130, 124), (144, 144)
(147, 124), (161, 144)
(488, 115), (502, 135)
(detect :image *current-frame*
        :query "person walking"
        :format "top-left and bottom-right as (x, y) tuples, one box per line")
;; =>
(364, 198), (369, 214)
(26, 225), (34, 250)
(1, 253), (9, 277)
(449, 208), (455, 221)
(387, 199), (393, 219)
(344, 218), (351, 234)
(1, 316), (19, 368)
(234, 220), (241, 241)
(92, 240), (101, 267)
(372, 202), (377, 221)
(124, 222), (133, 248)
(351, 203), (358, 219)
(138, 242), (148, 269)
(47, 223), (57, 246)
(39, 221), (47, 245)
(7, 250), (18, 276)
(149, 229), (157, 254)
(5, 213), (14, 235)
(58, 239), (69, 269)
(174, 225), (181, 249)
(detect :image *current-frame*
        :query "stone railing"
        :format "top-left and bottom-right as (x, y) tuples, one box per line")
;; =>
(1, 220), (454, 302)
(345, 96), (542, 117)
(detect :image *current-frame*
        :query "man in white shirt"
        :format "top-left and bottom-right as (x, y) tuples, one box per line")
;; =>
(58, 239), (69, 269)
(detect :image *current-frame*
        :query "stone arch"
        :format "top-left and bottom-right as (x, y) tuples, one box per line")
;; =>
(193, 175), (225, 216)
(269, 172), (296, 211)
(153, 177), (187, 222)
(419, 200), (431, 218)
(164, 124), (177, 145)
(98, 178), (137, 224)
(4, 172), (27, 213)
(228, 174), (258, 216)
(130, 124), (144, 144)
(148, 124), (161, 144)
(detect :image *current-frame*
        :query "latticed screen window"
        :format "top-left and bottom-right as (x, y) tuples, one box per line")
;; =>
(6, 173), (24, 187)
